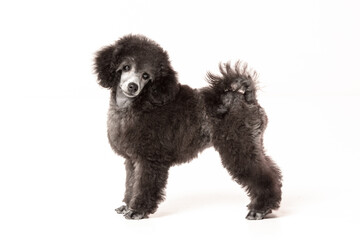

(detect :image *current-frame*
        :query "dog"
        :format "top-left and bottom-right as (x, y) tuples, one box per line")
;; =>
(94, 35), (282, 220)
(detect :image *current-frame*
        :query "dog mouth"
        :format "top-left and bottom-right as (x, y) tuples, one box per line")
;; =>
(122, 89), (138, 98)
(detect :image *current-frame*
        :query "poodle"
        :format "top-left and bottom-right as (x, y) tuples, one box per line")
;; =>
(94, 35), (282, 220)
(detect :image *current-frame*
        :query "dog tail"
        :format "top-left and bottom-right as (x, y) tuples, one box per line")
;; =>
(206, 61), (258, 103)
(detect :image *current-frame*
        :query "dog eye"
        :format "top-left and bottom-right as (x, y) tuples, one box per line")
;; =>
(123, 65), (131, 71)
(142, 73), (150, 80)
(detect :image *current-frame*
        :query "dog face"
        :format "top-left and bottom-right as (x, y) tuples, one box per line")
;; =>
(116, 57), (154, 98)
(94, 35), (180, 107)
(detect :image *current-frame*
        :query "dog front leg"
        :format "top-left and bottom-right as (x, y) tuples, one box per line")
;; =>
(123, 161), (169, 220)
(115, 159), (135, 214)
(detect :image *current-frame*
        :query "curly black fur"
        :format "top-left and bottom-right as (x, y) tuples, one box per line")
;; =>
(94, 35), (282, 220)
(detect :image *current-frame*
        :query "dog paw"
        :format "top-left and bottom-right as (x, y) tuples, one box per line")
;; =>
(123, 209), (147, 220)
(246, 209), (272, 220)
(115, 205), (128, 214)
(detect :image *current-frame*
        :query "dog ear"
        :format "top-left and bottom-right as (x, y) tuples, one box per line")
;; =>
(148, 64), (179, 106)
(94, 44), (119, 89)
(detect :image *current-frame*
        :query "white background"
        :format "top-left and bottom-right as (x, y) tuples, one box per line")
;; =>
(1, 0), (360, 239)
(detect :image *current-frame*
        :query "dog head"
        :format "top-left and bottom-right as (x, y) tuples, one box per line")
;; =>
(94, 35), (179, 106)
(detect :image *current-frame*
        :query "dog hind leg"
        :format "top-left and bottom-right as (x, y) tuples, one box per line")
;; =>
(217, 143), (282, 219)
(212, 112), (282, 220)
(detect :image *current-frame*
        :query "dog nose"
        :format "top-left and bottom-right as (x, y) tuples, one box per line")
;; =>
(127, 82), (139, 94)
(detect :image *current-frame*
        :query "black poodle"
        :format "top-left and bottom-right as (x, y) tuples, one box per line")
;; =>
(94, 35), (282, 220)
